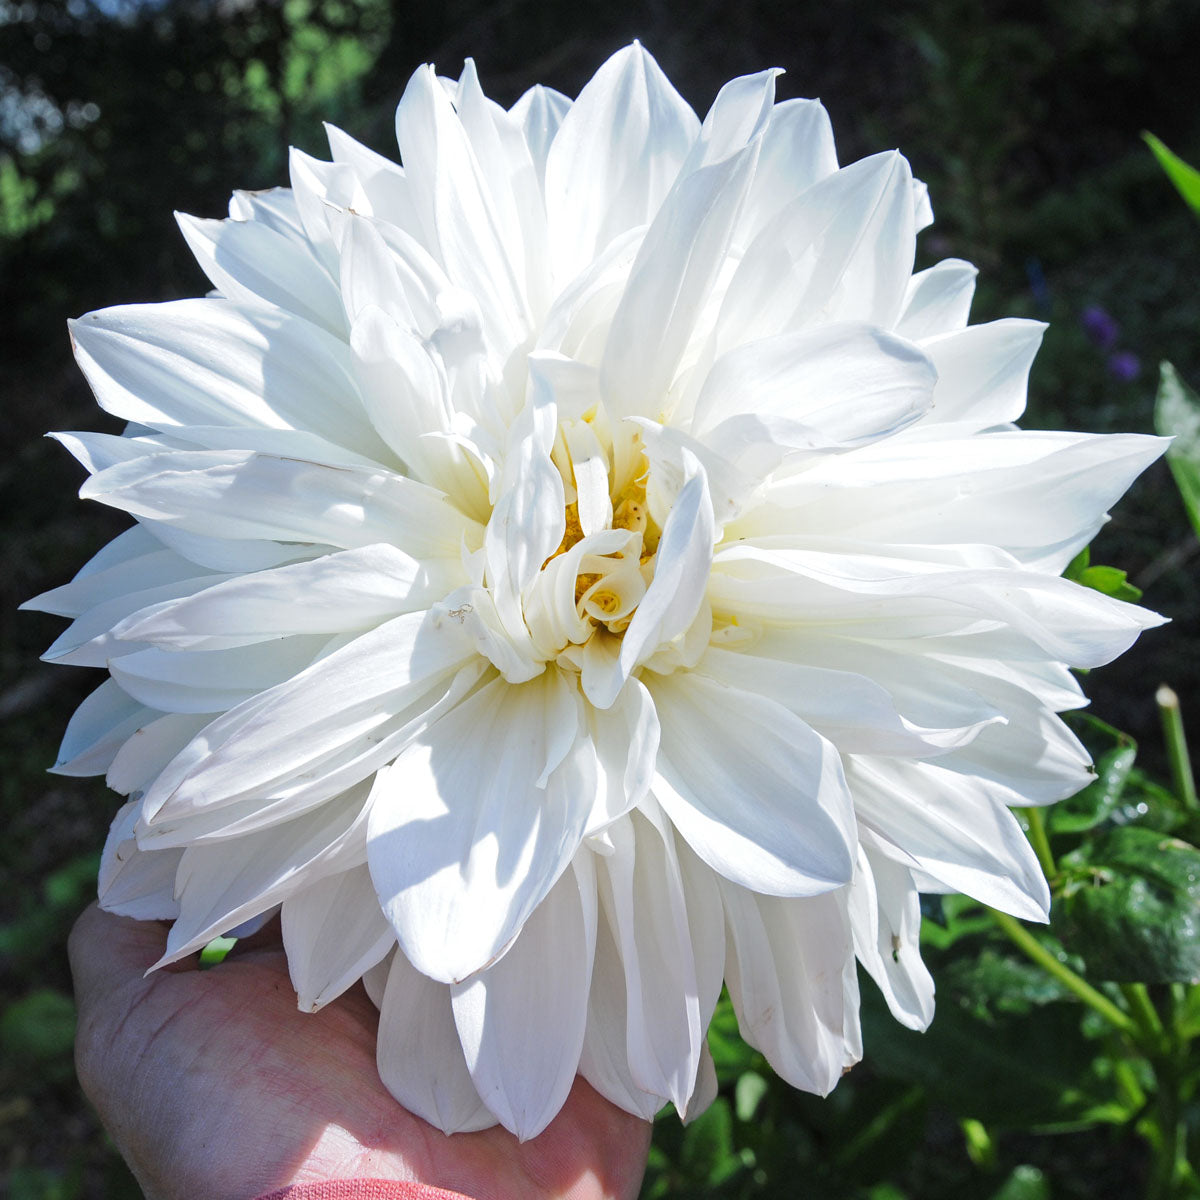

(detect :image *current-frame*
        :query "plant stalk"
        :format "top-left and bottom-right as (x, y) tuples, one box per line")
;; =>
(1021, 805), (1057, 881)
(1120, 982), (1168, 1053)
(988, 909), (1140, 1041)
(1157, 684), (1198, 813)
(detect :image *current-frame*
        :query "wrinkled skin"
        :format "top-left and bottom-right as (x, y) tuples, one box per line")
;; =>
(69, 904), (651, 1200)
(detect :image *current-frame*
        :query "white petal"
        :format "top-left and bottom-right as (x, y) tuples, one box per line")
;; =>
(394, 64), (529, 357)
(708, 542), (1164, 666)
(131, 424), (385, 471)
(54, 523), (162, 581)
(896, 258), (977, 340)
(282, 865), (395, 1012)
(98, 800), (182, 919)
(325, 122), (420, 231)
(544, 43), (699, 288)
(112, 544), (460, 651)
(583, 676), (660, 833)
(107, 712), (213, 796)
(23, 547), (201, 619)
(599, 75), (771, 420)
(850, 757), (1050, 920)
(910, 176), (934, 230)
(652, 672), (856, 897)
(81, 449), (477, 559)
(509, 83), (571, 186)
(368, 670), (592, 984)
(596, 813), (703, 1111)
(484, 391), (564, 647)
(739, 98), (838, 243)
(139, 609), (476, 824)
(337, 213), (416, 328)
(718, 151), (915, 352)
(918, 318), (1044, 428)
(287, 147), (366, 271)
(156, 781), (372, 965)
(691, 322), (935, 445)
(361, 951), (391, 1009)
(721, 881), (852, 1095)
(673, 830), (727, 1033)
(135, 522), (317, 575)
(454, 59), (548, 319)
(685, 68), (779, 173)
(849, 845), (934, 1029)
(680, 1043), (719, 1124)
(69, 300), (387, 460)
(375, 950), (496, 1135)
(42, 567), (229, 668)
(696, 645), (992, 757)
(175, 211), (347, 335)
(579, 883), (667, 1121)
(109, 637), (325, 714)
(766, 429), (1166, 571)
(451, 866), (594, 1139)
(227, 185), (306, 240)
(51, 680), (152, 777)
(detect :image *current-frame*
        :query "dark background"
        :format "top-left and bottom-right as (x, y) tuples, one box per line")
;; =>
(3, 1), (1200, 1195)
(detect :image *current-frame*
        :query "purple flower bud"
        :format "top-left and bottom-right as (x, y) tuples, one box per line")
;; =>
(1081, 304), (1120, 349)
(1108, 351), (1141, 381)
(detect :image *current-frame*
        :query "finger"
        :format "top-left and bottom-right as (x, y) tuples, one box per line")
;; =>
(67, 903), (175, 1012)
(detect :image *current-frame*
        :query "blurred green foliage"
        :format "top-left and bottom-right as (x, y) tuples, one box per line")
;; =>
(1156, 363), (1200, 541)
(1144, 135), (1200, 221)
(4, 0), (1200, 1196)
(642, 713), (1200, 1198)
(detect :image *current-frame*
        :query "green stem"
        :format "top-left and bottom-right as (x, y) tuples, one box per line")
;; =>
(1112, 1054), (1148, 1112)
(988, 909), (1140, 1041)
(1021, 806), (1057, 881)
(1169, 983), (1192, 1051)
(1146, 1060), (1185, 1200)
(1121, 982), (1168, 1053)
(1157, 684), (1199, 813)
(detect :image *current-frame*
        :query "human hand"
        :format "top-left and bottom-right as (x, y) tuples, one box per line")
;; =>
(69, 904), (652, 1200)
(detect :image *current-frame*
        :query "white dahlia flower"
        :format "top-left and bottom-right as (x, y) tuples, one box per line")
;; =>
(34, 44), (1164, 1139)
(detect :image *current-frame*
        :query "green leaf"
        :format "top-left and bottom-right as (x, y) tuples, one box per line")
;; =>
(1055, 826), (1200, 983)
(1119, 767), (1188, 833)
(1075, 564), (1142, 603)
(1155, 361), (1200, 540)
(826, 1080), (927, 1180)
(860, 980), (1115, 1129)
(43, 852), (101, 910)
(0, 990), (76, 1070)
(919, 892), (994, 949)
(0, 852), (100, 963)
(199, 935), (238, 968)
(678, 1097), (743, 1187)
(941, 948), (1074, 1019)
(734, 1070), (769, 1122)
(1063, 545), (1090, 577)
(1144, 132), (1200, 217)
(989, 1164), (1051, 1200)
(1062, 547), (1142, 602)
(707, 991), (764, 1083)
(1048, 739), (1137, 834)
(6, 1164), (85, 1200)
(1178, 979), (1200, 1041)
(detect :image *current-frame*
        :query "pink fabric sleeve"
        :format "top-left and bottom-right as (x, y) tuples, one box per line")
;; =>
(256, 1182), (474, 1200)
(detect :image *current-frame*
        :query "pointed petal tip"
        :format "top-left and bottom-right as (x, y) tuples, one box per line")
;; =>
(997, 880), (1051, 925)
